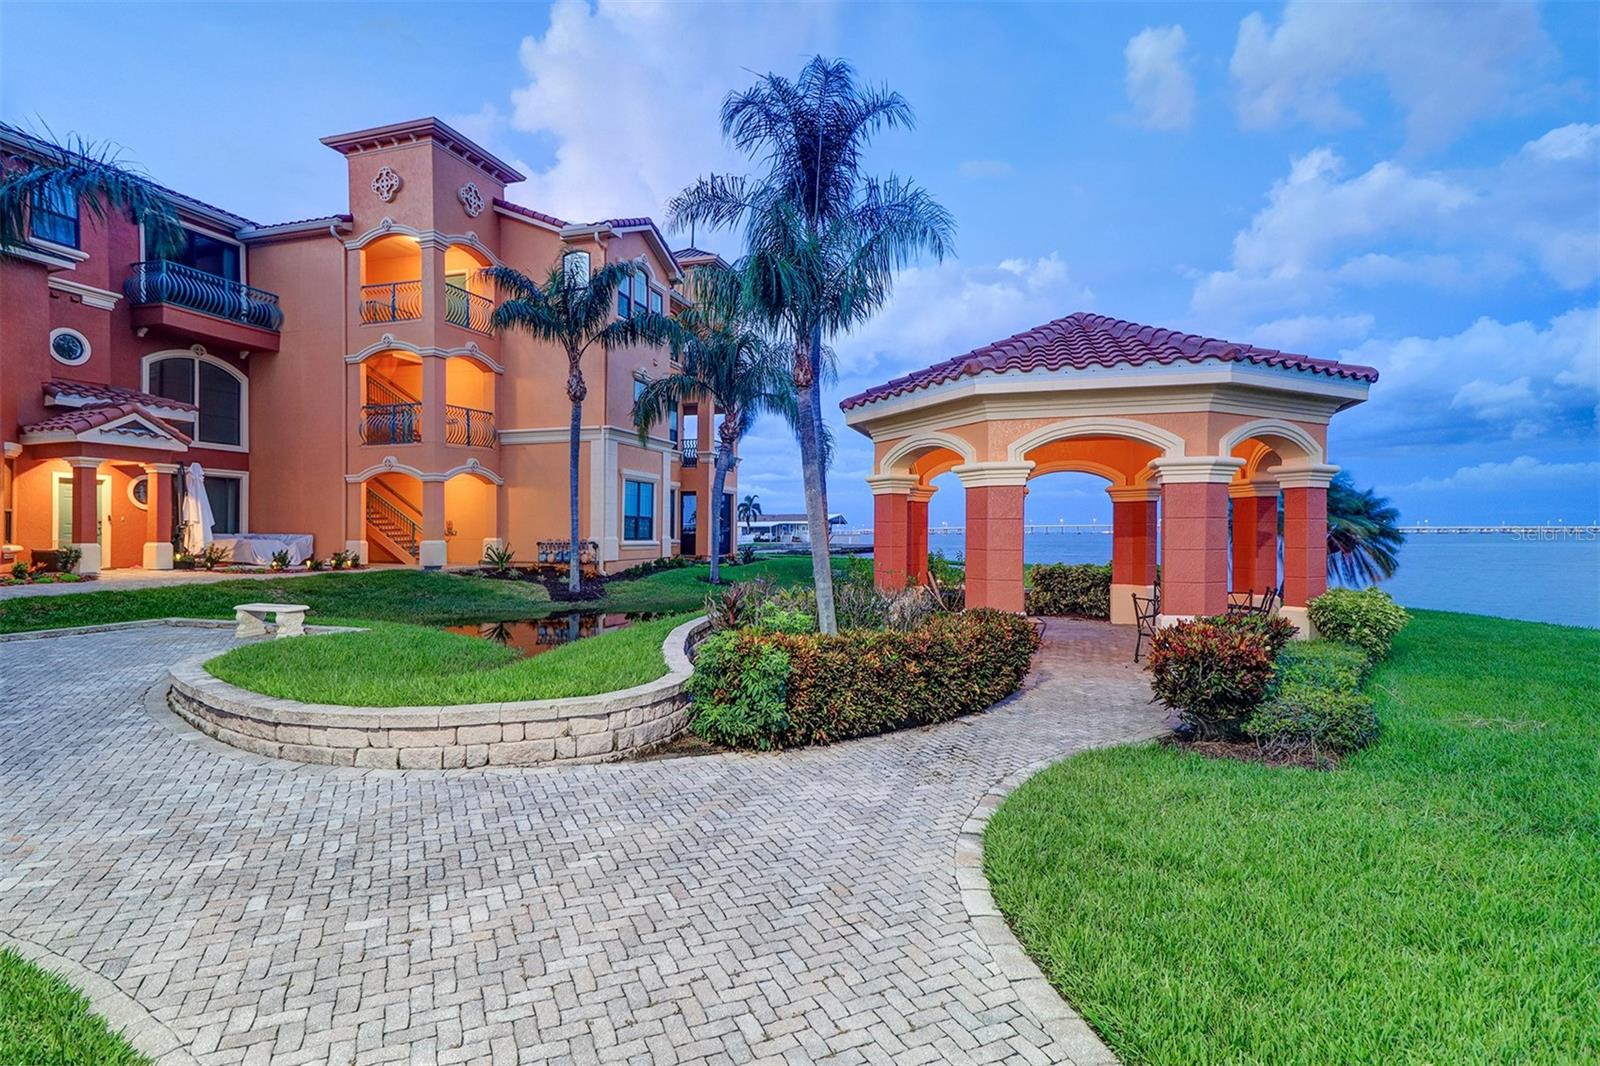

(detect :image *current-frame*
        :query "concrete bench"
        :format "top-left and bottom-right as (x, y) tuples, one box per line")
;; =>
(234, 602), (309, 639)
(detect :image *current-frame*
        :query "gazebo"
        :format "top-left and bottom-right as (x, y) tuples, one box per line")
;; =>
(840, 313), (1378, 634)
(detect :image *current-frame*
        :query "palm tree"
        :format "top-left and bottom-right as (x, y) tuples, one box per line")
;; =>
(738, 494), (762, 533)
(632, 274), (793, 584)
(486, 254), (681, 593)
(1326, 472), (1405, 585)
(0, 122), (185, 256)
(669, 57), (954, 633)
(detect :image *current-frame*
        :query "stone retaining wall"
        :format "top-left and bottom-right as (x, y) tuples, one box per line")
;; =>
(166, 616), (708, 769)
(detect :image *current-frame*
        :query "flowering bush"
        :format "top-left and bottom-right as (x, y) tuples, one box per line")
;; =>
(1146, 620), (1276, 738)
(1308, 587), (1410, 660)
(688, 609), (1040, 749)
(1205, 612), (1298, 657)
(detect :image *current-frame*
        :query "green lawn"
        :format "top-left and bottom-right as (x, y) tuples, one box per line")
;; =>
(0, 555), (821, 634)
(206, 612), (698, 705)
(0, 950), (149, 1066)
(983, 610), (1599, 1065)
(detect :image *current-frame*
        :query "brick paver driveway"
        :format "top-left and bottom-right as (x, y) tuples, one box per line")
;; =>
(1, 620), (1162, 1065)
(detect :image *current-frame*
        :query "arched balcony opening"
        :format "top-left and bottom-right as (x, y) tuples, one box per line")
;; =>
(443, 355), (497, 448)
(444, 244), (493, 335)
(442, 470), (500, 565)
(359, 234), (423, 324)
(360, 351), (424, 445)
(363, 471), (423, 564)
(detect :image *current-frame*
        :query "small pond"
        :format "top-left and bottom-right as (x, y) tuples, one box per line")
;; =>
(444, 610), (658, 658)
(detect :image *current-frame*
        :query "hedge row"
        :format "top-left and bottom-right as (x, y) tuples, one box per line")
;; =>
(687, 609), (1041, 749)
(1025, 563), (1112, 618)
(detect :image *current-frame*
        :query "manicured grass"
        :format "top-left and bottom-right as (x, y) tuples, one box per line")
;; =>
(983, 610), (1599, 1065)
(0, 949), (149, 1066)
(0, 570), (552, 634)
(0, 555), (823, 634)
(206, 612), (698, 706)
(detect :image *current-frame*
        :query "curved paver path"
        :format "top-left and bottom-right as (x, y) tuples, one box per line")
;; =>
(0, 619), (1162, 1065)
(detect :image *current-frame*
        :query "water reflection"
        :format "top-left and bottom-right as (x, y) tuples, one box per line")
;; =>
(444, 610), (656, 657)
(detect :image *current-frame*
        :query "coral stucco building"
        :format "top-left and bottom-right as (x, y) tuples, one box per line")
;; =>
(1, 119), (732, 574)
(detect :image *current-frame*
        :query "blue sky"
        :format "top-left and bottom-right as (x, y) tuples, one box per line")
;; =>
(5, 1), (1596, 531)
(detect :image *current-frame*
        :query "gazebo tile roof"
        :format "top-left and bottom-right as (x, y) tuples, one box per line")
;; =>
(839, 312), (1380, 410)
(21, 402), (193, 445)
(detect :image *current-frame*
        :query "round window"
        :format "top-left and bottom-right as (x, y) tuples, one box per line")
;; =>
(129, 475), (150, 509)
(50, 328), (90, 365)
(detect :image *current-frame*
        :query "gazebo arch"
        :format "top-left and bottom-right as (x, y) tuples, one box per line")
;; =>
(841, 312), (1377, 634)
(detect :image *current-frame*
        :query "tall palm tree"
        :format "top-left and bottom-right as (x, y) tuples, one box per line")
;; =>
(1326, 472), (1405, 585)
(632, 274), (793, 584)
(738, 494), (762, 533)
(0, 123), (185, 256)
(669, 57), (954, 633)
(486, 254), (681, 593)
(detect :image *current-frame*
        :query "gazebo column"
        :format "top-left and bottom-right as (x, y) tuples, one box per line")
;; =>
(142, 462), (179, 570)
(1228, 478), (1280, 598)
(1107, 485), (1160, 625)
(419, 480), (447, 570)
(867, 474), (918, 592)
(68, 458), (102, 576)
(1152, 457), (1246, 624)
(906, 485), (934, 584)
(1277, 464), (1339, 636)
(953, 462), (1033, 613)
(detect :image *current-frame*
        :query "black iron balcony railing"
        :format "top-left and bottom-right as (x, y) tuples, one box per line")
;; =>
(445, 283), (493, 335)
(359, 280), (423, 324)
(679, 439), (699, 468)
(444, 404), (496, 447)
(125, 261), (283, 330)
(361, 401), (422, 445)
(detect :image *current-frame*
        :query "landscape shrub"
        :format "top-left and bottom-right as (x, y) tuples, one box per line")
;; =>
(688, 609), (1040, 748)
(1025, 563), (1112, 618)
(1244, 683), (1378, 758)
(54, 545), (82, 574)
(612, 554), (693, 580)
(1269, 639), (1370, 695)
(269, 549), (291, 571)
(1146, 620), (1275, 738)
(1308, 587), (1410, 660)
(1206, 612), (1298, 657)
(481, 541), (516, 574)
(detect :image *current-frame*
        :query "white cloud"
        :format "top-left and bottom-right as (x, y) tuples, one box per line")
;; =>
(1247, 313), (1374, 351)
(1339, 306), (1600, 447)
(494, 0), (835, 226)
(1125, 25), (1196, 131)
(1230, 1), (1549, 151)
(1403, 456), (1600, 492)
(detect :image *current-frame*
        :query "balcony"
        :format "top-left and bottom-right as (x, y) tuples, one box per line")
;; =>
(445, 283), (493, 335)
(360, 280), (423, 325)
(679, 440), (699, 468)
(444, 404), (496, 447)
(125, 261), (282, 351)
(361, 402), (422, 445)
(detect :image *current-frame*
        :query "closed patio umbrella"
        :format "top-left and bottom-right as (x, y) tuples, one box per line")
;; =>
(181, 463), (214, 554)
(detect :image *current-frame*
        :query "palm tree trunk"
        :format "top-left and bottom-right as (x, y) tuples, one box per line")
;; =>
(797, 323), (837, 634)
(567, 395), (583, 594)
(708, 449), (732, 586)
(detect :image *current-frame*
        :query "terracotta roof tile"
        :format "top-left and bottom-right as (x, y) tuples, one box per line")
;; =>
(45, 379), (197, 411)
(493, 197), (567, 229)
(839, 312), (1380, 410)
(21, 402), (192, 445)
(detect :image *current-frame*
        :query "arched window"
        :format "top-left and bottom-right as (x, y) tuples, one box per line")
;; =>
(144, 352), (246, 448)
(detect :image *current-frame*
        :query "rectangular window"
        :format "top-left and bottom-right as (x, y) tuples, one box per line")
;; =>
(649, 288), (663, 315)
(623, 479), (654, 542)
(197, 361), (242, 446)
(669, 489), (678, 538)
(617, 285), (630, 318)
(205, 476), (242, 535)
(562, 250), (590, 286)
(668, 406), (679, 444)
(633, 378), (647, 404)
(632, 273), (649, 317)
(155, 225), (241, 281)
(30, 187), (79, 248)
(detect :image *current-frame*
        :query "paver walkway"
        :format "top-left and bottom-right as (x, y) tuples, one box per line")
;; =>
(0, 619), (1163, 1065)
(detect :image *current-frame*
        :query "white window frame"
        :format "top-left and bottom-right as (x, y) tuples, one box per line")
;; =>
(620, 470), (659, 546)
(49, 327), (92, 366)
(140, 349), (249, 452)
(199, 470), (249, 534)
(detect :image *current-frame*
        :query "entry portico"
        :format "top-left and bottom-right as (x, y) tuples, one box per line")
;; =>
(842, 312), (1378, 632)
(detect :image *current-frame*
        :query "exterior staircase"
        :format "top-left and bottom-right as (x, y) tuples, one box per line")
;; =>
(362, 371), (422, 445)
(365, 482), (421, 563)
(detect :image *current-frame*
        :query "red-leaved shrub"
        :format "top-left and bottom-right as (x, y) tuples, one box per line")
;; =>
(1146, 619), (1275, 738)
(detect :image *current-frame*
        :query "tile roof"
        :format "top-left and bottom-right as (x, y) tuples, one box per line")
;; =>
(20, 402), (192, 445)
(493, 198), (567, 229)
(672, 247), (718, 260)
(839, 312), (1381, 410)
(45, 379), (197, 411)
